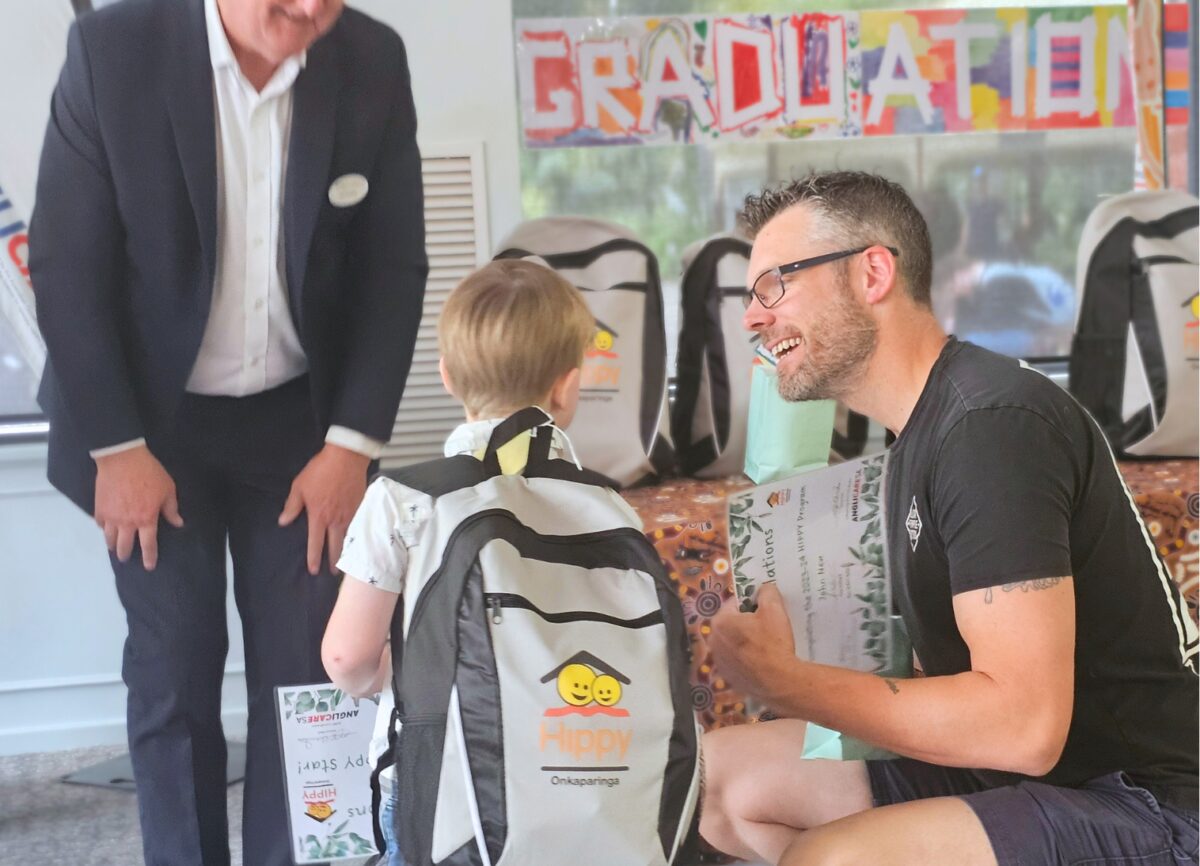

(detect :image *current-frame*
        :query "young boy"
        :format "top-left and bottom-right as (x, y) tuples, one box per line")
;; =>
(321, 258), (626, 864)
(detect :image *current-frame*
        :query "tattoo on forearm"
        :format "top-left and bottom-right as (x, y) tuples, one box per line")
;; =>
(883, 678), (900, 695)
(983, 577), (1065, 604)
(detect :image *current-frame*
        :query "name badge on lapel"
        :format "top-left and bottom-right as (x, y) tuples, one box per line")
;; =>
(328, 173), (369, 208)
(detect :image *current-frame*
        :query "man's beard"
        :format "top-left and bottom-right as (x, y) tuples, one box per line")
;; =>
(776, 275), (878, 403)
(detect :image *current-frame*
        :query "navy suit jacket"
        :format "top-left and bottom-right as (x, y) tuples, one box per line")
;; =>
(30, 0), (428, 513)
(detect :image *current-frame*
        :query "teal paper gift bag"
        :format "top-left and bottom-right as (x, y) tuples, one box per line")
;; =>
(743, 360), (836, 484)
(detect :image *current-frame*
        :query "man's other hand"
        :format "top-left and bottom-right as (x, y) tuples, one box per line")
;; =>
(94, 445), (183, 571)
(709, 582), (798, 701)
(278, 444), (370, 575)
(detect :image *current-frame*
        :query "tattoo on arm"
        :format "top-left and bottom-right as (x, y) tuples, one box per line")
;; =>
(983, 576), (1065, 604)
(883, 678), (900, 695)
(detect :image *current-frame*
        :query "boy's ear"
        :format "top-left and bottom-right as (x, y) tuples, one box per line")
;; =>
(549, 367), (581, 413)
(439, 356), (457, 398)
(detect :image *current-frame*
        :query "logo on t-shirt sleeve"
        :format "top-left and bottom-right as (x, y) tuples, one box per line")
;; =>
(906, 497), (923, 552)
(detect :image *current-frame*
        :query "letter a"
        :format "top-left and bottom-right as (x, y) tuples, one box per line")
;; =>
(866, 22), (934, 126)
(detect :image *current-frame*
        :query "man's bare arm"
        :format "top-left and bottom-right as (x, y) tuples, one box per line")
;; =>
(710, 577), (1075, 776)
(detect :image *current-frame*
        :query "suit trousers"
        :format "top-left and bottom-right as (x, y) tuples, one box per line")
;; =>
(110, 375), (341, 866)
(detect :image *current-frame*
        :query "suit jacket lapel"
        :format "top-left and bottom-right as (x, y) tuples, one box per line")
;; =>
(166, 0), (217, 290)
(285, 28), (342, 334)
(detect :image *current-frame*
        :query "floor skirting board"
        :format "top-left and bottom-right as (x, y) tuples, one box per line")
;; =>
(0, 670), (248, 756)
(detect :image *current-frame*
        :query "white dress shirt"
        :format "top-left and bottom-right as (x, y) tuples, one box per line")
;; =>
(92, 0), (383, 460)
(188, 0), (307, 398)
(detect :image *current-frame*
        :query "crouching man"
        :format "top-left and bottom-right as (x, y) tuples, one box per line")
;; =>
(702, 172), (1199, 866)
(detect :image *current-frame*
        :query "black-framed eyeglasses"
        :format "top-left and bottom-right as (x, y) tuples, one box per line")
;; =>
(745, 246), (901, 310)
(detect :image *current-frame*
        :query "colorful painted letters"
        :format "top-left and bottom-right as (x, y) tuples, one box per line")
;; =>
(516, 6), (1135, 147)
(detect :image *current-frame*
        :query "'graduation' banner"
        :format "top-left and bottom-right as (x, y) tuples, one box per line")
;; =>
(516, 6), (1134, 147)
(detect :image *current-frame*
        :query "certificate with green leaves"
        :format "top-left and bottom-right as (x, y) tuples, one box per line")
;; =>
(728, 452), (892, 673)
(276, 683), (382, 863)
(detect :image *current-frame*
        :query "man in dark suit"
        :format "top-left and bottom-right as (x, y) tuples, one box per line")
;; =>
(29, 0), (427, 863)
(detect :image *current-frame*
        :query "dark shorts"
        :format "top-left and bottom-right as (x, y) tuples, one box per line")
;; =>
(867, 759), (1199, 866)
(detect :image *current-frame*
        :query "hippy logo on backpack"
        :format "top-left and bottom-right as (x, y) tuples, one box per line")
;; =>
(537, 652), (632, 786)
(581, 319), (621, 393)
(542, 651), (630, 716)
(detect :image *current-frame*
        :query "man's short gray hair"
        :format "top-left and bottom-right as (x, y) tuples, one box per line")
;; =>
(738, 171), (933, 308)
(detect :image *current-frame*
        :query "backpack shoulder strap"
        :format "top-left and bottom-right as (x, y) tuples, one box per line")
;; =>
(483, 407), (622, 489)
(481, 407), (555, 475)
(375, 455), (489, 497)
(493, 246), (536, 261)
(496, 238), (655, 272)
(523, 459), (621, 489)
(674, 236), (752, 473)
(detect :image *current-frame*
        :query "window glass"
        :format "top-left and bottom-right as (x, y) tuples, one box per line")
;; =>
(0, 309), (40, 417)
(0, 191), (41, 424)
(514, 0), (1135, 362)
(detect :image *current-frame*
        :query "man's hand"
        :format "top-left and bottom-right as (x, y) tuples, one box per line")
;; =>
(94, 445), (183, 571)
(278, 444), (370, 575)
(709, 583), (798, 702)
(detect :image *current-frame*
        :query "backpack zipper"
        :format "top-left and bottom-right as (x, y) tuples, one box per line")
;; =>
(483, 592), (665, 628)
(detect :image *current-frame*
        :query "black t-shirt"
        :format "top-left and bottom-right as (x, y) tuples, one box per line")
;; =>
(886, 338), (1198, 807)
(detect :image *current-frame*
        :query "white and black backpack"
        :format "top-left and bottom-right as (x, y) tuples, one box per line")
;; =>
(373, 409), (701, 866)
(494, 218), (674, 487)
(672, 234), (757, 478)
(1069, 190), (1199, 457)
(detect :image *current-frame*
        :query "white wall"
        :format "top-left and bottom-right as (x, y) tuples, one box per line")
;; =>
(0, 1), (73, 217)
(0, 0), (522, 756)
(0, 443), (250, 755)
(354, 0), (523, 245)
(0, 1), (523, 243)
(0, 0), (156, 758)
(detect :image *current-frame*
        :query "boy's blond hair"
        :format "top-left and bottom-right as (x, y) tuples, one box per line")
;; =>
(438, 259), (595, 418)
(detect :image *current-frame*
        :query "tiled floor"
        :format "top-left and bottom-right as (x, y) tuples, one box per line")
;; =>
(0, 744), (248, 866)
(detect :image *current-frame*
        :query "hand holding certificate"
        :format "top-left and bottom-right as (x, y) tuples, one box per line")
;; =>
(275, 683), (382, 863)
(726, 453), (898, 675)
(707, 582), (801, 706)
